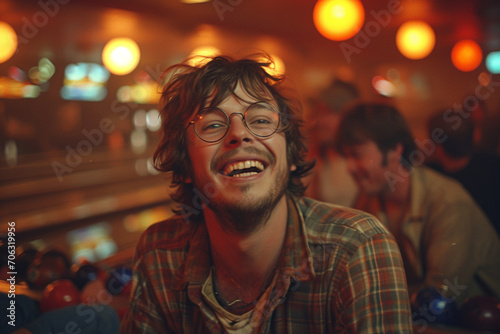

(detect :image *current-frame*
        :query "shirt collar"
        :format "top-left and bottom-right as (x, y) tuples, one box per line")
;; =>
(184, 196), (316, 301)
(279, 196), (316, 282)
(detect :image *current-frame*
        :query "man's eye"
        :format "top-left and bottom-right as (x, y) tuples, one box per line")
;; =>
(202, 122), (226, 131)
(246, 111), (278, 126)
(252, 118), (272, 124)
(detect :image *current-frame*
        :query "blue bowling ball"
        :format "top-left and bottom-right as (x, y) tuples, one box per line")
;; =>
(411, 287), (459, 326)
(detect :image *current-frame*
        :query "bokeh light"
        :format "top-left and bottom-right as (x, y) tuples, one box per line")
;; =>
(0, 22), (17, 64)
(486, 51), (500, 74)
(131, 129), (147, 154)
(478, 72), (490, 86)
(372, 76), (396, 97)
(187, 46), (221, 66)
(102, 38), (140, 75)
(61, 63), (109, 101)
(451, 39), (482, 72)
(313, 0), (365, 41)
(396, 20), (435, 60)
(146, 109), (161, 132)
(4, 140), (18, 166)
(133, 109), (147, 129)
(260, 54), (286, 77)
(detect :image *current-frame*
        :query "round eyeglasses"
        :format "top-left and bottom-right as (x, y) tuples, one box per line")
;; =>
(189, 101), (281, 143)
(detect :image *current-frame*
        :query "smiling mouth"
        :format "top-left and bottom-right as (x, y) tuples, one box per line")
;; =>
(222, 160), (265, 177)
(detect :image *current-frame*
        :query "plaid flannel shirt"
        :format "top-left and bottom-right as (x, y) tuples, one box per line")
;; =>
(120, 196), (412, 333)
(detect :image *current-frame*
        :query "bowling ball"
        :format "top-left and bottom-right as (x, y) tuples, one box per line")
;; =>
(411, 287), (459, 326)
(39, 279), (80, 313)
(460, 295), (500, 331)
(106, 267), (133, 296)
(26, 249), (71, 290)
(71, 262), (107, 290)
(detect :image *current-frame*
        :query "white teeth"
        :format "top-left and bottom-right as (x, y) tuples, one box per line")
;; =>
(223, 160), (264, 176)
(232, 171), (259, 178)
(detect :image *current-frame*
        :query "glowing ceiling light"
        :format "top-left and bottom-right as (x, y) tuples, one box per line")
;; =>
(102, 38), (141, 75)
(0, 22), (18, 64)
(451, 39), (482, 72)
(486, 51), (500, 74)
(396, 20), (435, 60)
(313, 0), (365, 41)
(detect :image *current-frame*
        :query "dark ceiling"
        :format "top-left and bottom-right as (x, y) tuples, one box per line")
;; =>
(81, 0), (500, 48)
(7, 0), (500, 53)
(3, 0), (500, 111)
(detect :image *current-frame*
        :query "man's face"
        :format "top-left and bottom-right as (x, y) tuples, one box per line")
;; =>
(343, 140), (400, 195)
(185, 84), (294, 233)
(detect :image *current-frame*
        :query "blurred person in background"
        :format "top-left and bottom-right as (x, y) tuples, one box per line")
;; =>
(426, 109), (500, 236)
(335, 102), (500, 306)
(304, 79), (358, 207)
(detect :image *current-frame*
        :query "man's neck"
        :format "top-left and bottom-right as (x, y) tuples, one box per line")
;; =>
(379, 165), (412, 231)
(204, 195), (288, 287)
(381, 165), (412, 206)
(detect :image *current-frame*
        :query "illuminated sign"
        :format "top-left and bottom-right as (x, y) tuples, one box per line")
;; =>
(60, 63), (110, 101)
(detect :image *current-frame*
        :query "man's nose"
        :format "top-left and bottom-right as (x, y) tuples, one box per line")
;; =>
(224, 113), (253, 144)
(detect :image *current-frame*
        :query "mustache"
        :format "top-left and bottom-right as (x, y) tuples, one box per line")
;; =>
(212, 147), (275, 171)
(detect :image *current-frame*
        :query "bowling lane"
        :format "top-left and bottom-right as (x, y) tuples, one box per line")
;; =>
(2, 175), (171, 233)
(1, 146), (175, 267)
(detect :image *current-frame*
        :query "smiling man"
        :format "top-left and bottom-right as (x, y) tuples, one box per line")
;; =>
(120, 55), (412, 333)
(335, 103), (500, 308)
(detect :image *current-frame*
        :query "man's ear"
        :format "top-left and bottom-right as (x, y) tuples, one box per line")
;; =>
(290, 164), (297, 172)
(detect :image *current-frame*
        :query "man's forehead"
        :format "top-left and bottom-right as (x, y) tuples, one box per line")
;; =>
(204, 88), (277, 109)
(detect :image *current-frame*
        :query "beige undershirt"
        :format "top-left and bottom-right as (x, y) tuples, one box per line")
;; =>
(202, 267), (278, 334)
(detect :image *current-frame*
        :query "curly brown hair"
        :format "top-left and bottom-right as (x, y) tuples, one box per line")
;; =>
(153, 54), (315, 216)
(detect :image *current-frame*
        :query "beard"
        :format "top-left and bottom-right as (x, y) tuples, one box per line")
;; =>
(199, 168), (290, 236)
